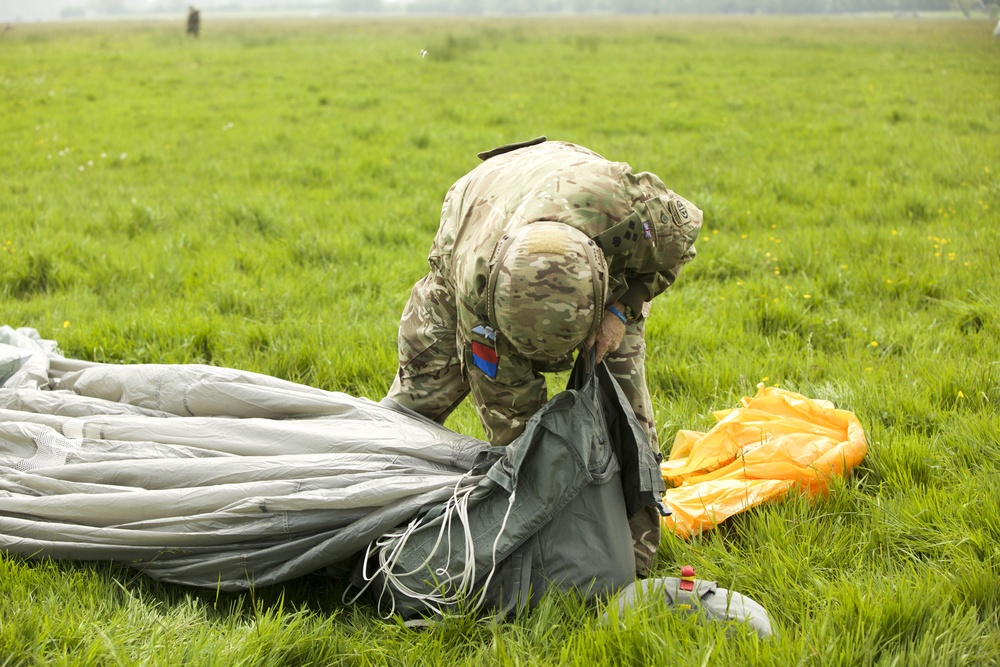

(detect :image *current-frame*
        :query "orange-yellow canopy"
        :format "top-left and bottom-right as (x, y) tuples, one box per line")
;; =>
(661, 384), (867, 539)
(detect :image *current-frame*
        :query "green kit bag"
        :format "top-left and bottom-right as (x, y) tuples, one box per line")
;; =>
(353, 351), (666, 619)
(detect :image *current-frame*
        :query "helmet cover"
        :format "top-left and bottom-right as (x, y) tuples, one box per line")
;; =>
(488, 222), (608, 361)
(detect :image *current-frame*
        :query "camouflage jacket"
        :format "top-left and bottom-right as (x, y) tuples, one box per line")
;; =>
(431, 139), (700, 336)
(426, 139), (701, 444)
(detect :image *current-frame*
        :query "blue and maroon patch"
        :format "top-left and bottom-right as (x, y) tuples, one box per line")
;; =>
(471, 341), (499, 378)
(642, 220), (653, 239)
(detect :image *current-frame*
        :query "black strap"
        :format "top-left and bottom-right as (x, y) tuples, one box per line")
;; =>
(567, 346), (597, 391)
(566, 346), (668, 518)
(477, 136), (547, 161)
(494, 549), (533, 620)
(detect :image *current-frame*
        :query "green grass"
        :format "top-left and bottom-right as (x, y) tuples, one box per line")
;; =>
(1, 15), (999, 666)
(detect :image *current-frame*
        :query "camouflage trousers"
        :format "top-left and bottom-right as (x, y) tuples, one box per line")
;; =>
(630, 505), (662, 577)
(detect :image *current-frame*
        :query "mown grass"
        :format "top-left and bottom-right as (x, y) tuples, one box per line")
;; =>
(1, 15), (999, 666)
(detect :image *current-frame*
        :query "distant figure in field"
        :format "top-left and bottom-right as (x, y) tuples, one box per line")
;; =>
(187, 6), (200, 38)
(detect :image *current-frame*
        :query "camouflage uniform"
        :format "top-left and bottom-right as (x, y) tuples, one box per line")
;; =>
(388, 139), (702, 574)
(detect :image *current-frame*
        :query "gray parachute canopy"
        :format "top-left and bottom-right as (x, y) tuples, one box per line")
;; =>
(1, 327), (774, 638)
(0, 326), (491, 590)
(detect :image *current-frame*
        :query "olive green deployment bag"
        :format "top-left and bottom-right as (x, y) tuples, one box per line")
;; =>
(351, 351), (666, 619)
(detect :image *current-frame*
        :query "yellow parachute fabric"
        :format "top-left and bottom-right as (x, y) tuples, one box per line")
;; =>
(661, 384), (868, 539)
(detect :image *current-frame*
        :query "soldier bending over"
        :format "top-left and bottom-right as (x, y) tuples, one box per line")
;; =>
(386, 138), (702, 576)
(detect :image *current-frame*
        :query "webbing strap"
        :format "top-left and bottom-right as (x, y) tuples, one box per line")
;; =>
(485, 232), (518, 327)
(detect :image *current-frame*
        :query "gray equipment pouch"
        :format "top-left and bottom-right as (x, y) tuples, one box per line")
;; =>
(604, 573), (775, 638)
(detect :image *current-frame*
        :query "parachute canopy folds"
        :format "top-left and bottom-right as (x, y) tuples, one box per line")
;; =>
(660, 384), (868, 539)
(0, 326), (489, 590)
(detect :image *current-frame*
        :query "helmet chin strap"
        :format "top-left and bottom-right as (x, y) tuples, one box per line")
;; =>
(581, 237), (608, 344)
(485, 232), (519, 328)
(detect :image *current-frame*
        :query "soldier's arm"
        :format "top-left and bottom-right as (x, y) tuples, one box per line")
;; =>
(619, 244), (696, 319)
(617, 193), (702, 319)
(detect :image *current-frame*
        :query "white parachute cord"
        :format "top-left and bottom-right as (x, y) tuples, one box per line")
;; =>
(346, 503), (451, 619)
(351, 470), (484, 616)
(385, 474), (470, 579)
(378, 481), (478, 608)
(341, 514), (425, 613)
(340, 472), (474, 615)
(471, 486), (517, 612)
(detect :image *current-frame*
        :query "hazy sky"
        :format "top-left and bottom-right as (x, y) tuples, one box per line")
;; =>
(1, 0), (408, 23)
(0, 0), (964, 25)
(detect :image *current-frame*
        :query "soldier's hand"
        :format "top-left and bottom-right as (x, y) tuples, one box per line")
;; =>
(589, 304), (626, 363)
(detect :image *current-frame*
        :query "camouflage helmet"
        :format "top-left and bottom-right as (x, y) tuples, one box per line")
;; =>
(487, 222), (608, 362)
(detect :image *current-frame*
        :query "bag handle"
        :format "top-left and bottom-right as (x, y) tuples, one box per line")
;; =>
(567, 345), (598, 392)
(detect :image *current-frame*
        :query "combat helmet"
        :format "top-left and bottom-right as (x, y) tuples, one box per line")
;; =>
(487, 222), (608, 361)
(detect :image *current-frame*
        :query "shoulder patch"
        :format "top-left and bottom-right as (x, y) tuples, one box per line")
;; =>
(667, 198), (691, 227)
(471, 324), (497, 341)
(470, 324), (499, 378)
(471, 341), (499, 378)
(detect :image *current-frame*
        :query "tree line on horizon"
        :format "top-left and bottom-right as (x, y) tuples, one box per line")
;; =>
(59, 0), (1000, 20)
(336, 0), (995, 14)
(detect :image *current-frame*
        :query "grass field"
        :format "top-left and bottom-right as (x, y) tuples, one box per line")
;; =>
(2, 14), (999, 666)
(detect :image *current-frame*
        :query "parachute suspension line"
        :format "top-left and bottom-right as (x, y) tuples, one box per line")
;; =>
(340, 471), (476, 615)
(472, 485), (516, 612)
(373, 472), (478, 618)
(349, 468), (509, 619)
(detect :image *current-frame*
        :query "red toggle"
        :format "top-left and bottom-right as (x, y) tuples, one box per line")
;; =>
(679, 564), (696, 590)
